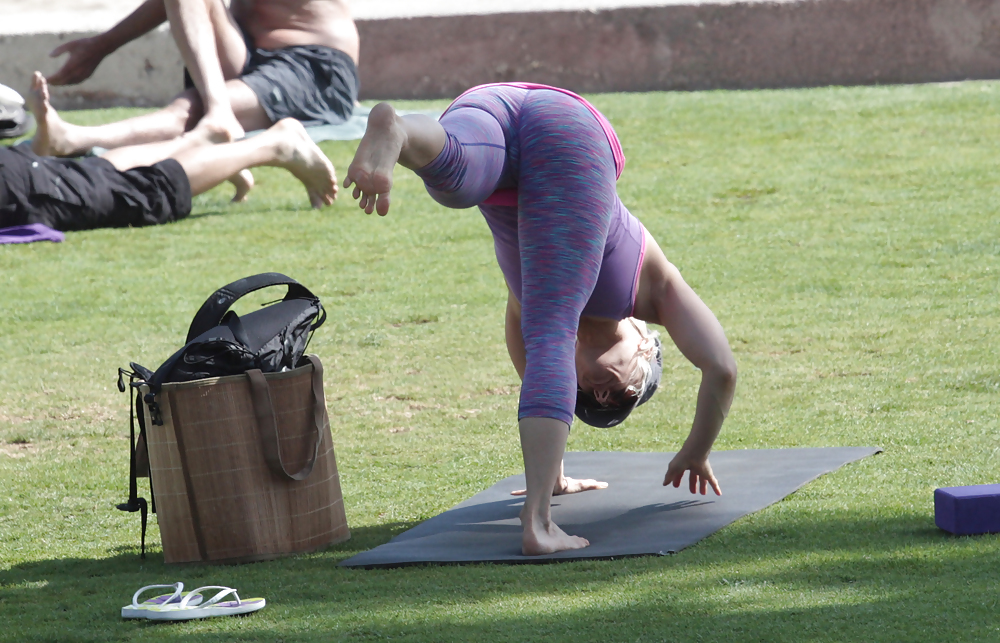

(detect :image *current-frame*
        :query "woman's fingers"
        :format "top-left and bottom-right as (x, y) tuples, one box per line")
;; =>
(663, 463), (722, 496)
(663, 462), (682, 487)
(511, 477), (607, 497)
(559, 477), (608, 494)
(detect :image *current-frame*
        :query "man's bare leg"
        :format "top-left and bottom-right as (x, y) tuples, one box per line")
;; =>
(173, 119), (336, 207)
(27, 72), (255, 202)
(518, 417), (591, 556)
(164, 0), (254, 141)
(29, 76), (268, 158)
(344, 102), (446, 216)
(103, 119), (333, 206)
(28, 72), (199, 157)
(101, 118), (229, 170)
(101, 112), (257, 204)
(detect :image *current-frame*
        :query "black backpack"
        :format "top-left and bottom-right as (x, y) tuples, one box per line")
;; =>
(116, 273), (326, 557)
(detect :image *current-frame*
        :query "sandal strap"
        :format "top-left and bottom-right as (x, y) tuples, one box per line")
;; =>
(180, 585), (240, 609)
(131, 582), (183, 608)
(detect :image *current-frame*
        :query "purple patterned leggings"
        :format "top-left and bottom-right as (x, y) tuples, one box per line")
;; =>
(416, 85), (620, 426)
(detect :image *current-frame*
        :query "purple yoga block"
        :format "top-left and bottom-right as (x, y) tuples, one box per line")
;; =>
(934, 484), (1000, 535)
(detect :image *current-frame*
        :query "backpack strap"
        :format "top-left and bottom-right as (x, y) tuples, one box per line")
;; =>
(185, 273), (322, 343)
(139, 343), (191, 425)
(116, 368), (149, 559)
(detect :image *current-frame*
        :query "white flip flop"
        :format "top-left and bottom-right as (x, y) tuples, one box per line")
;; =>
(132, 585), (266, 621)
(121, 583), (204, 619)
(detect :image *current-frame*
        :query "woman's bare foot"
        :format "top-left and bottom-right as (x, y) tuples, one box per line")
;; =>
(520, 510), (590, 556)
(270, 118), (337, 209)
(26, 72), (89, 157)
(344, 102), (407, 216)
(229, 169), (254, 203)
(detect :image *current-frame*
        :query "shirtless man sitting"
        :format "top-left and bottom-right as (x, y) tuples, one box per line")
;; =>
(1, 73), (337, 233)
(33, 0), (359, 159)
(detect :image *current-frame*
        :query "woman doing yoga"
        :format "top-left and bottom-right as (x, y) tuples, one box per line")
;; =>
(344, 83), (737, 556)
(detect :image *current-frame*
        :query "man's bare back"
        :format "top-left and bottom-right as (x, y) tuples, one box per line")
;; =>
(232, 0), (358, 60)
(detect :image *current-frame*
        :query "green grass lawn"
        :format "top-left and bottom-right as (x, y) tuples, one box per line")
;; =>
(2, 82), (999, 642)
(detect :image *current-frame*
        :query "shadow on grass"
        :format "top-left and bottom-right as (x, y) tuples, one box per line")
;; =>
(2, 513), (996, 641)
(185, 209), (230, 220)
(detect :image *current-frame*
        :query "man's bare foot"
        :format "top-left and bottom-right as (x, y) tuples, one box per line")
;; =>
(270, 119), (337, 209)
(26, 72), (88, 157)
(185, 117), (234, 146)
(520, 512), (590, 556)
(344, 102), (406, 216)
(199, 106), (245, 143)
(229, 169), (254, 203)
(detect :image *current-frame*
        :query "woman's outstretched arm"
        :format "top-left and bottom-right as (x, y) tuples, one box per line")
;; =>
(632, 230), (737, 495)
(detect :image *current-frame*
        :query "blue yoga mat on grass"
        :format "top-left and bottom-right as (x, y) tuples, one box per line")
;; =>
(249, 106), (442, 143)
(340, 447), (882, 567)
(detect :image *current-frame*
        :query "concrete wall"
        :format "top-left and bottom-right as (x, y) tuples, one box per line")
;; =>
(1, 0), (998, 109)
(357, 0), (1000, 99)
(0, 28), (183, 110)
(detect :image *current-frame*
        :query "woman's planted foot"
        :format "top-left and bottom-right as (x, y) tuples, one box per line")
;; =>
(520, 510), (590, 556)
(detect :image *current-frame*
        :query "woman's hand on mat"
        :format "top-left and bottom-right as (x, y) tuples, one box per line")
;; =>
(510, 475), (609, 497)
(48, 37), (109, 85)
(664, 451), (722, 496)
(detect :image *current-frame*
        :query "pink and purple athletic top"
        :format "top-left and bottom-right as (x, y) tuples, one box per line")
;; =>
(415, 83), (647, 426)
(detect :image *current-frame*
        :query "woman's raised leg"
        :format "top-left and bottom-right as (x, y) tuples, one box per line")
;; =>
(344, 103), (446, 216)
(345, 102), (507, 216)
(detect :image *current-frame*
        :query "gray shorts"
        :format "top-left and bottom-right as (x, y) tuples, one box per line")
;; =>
(185, 30), (359, 127)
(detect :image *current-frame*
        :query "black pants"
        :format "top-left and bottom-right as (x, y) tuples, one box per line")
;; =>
(0, 144), (192, 232)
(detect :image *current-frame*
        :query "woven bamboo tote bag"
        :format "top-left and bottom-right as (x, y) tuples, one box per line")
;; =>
(141, 355), (349, 564)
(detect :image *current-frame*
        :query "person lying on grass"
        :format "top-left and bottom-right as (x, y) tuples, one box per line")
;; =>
(36, 0), (359, 159)
(0, 73), (336, 232)
(343, 82), (738, 556)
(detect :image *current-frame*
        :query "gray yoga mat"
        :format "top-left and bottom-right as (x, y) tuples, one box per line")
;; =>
(340, 447), (881, 567)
